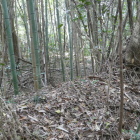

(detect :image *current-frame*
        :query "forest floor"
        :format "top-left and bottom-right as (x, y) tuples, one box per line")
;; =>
(0, 63), (140, 140)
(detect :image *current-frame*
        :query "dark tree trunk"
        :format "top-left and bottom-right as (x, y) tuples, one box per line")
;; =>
(127, 0), (133, 34)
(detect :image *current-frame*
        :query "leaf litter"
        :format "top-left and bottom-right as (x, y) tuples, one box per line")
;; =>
(0, 74), (140, 140)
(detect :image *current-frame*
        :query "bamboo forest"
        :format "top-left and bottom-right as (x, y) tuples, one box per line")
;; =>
(0, 0), (140, 139)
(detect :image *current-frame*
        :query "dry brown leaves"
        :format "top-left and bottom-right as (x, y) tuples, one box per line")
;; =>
(0, 75), (140, 140)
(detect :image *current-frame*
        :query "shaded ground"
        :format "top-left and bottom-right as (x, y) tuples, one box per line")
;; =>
(0, 72), (140, 140)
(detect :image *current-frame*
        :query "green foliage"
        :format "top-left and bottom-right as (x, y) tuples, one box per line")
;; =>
(72, 13), (86, 21)
(105, 122), (110, 128)
(58, 24), (63, 29)
(77, 0), (91, 7)
(92, 80), (98, 84)
(102, 4), (107, 14)
(33, 95), (40, 103)
(78, 14), (86, 20)
(136, 123), (140, 134)
(111, 15), (117, 19)
(83, 48), (90, 56)
(102, 29), (112, 34)
(84, 1), (91, 6)
(72, 17), (80, 21)
(49, 42), (56, 47)
(5, 100), (16, 104)
(33, 95), (46, 103)
(123, 129), (140, 140)
(80, 79), (86, 82)
(96, 0), (101, 2)
(129, 130), (140, 140)
(77, 4), (84, 8)
(78, 0), (91, 4)
(84, 25), (88, 31)
(101, 4), (110, 15)
(0, 63), (5, 66)
(78, 0), (86, 2)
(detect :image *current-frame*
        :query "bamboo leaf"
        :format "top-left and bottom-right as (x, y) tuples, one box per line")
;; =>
(58, 24), (63, 29)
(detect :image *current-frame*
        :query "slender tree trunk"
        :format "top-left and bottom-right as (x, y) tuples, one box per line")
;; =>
(115, 11), (128, 54)
(2, 0), (19, 95)
(127, 0), (133, 34)
(40, 0), (48, 85)
(26, 0), (41, 90)
(87, 8), (95, 73)
(44, 0), (49, 83)
(72, 0), (87, 34)
(65, 0), (73, 80)
(22, 0), (31, 61)
(118, 0), (124, 133)
(9, 0), (20, 65)
(35, 0), (42, 52)
(56, 0), (65, 81)
(107, 3), (119, 58)
(92, 0), (98, 46)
